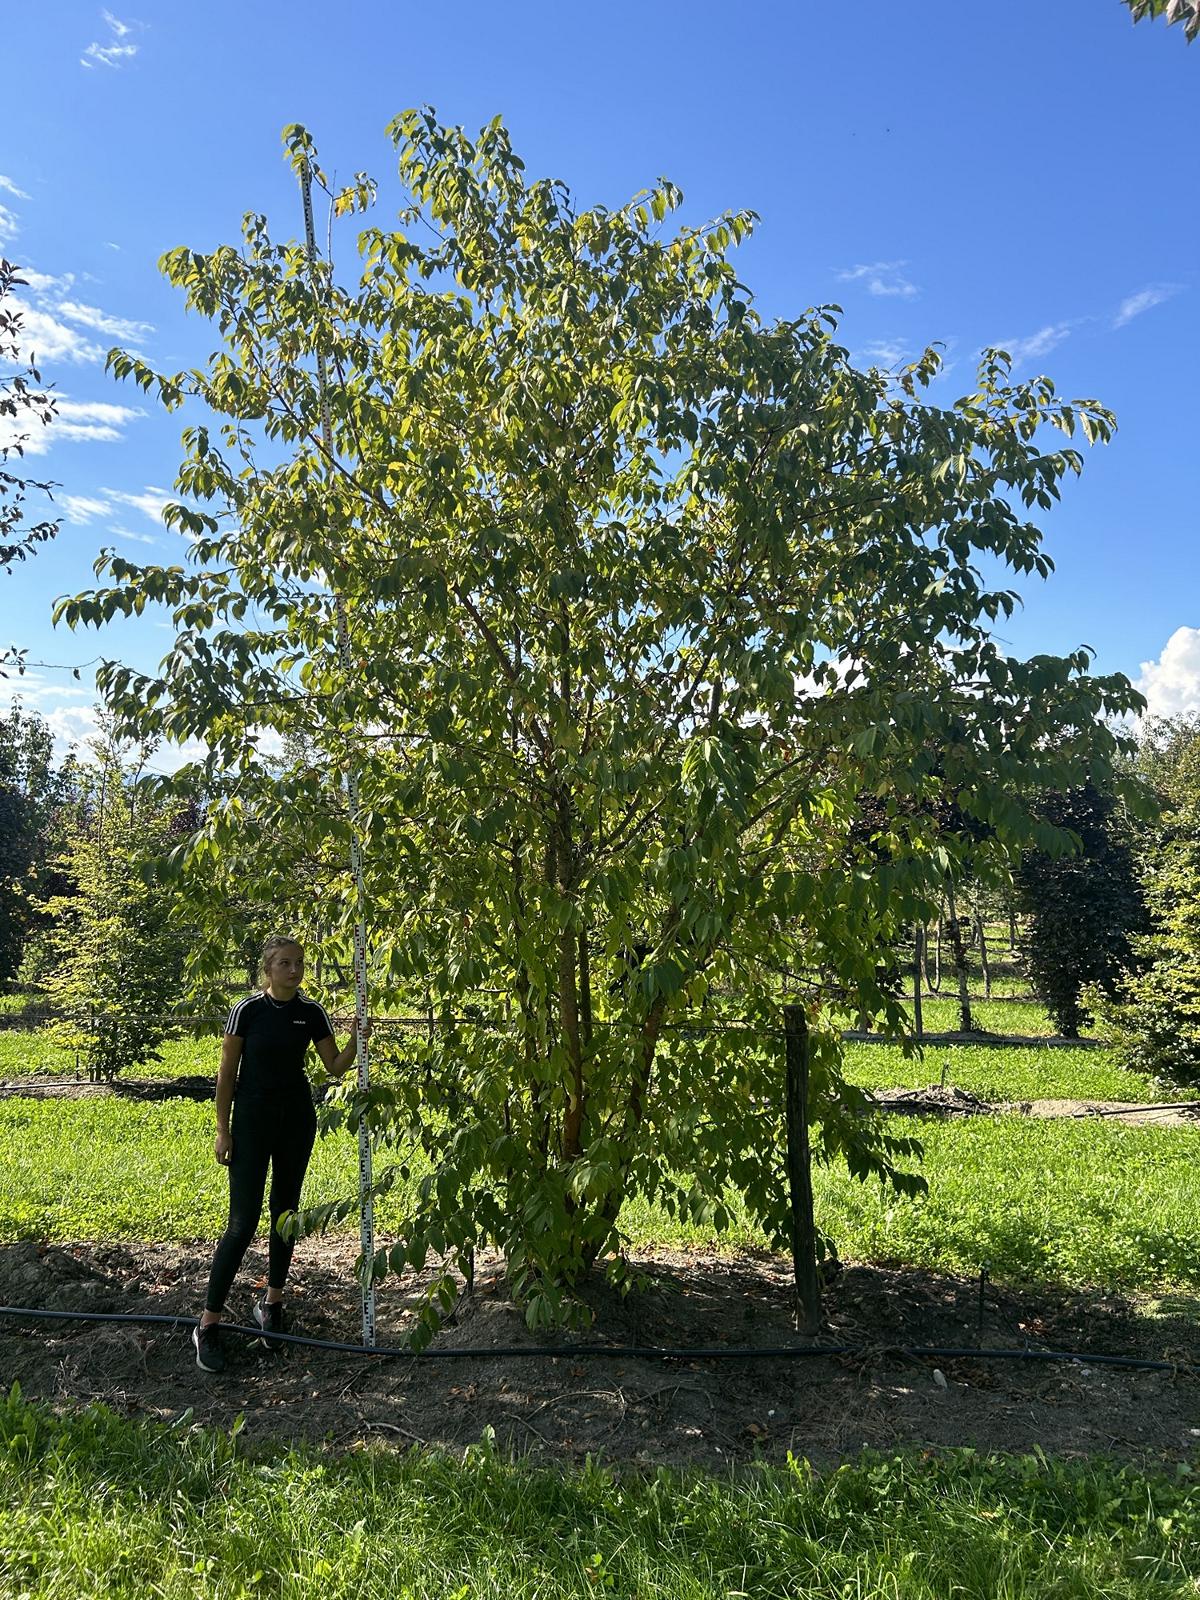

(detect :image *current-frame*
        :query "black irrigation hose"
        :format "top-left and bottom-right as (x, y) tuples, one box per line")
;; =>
(0, 1305), (1190, 1373)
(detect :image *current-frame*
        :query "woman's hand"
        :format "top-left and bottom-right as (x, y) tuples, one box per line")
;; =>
(318, 1016), (372, 1079)
(214, 1129), (233, 1166)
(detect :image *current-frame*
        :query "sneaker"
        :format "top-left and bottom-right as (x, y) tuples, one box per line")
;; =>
(253, 1299), (285, 1352)
(192, 1322), (225, 1374)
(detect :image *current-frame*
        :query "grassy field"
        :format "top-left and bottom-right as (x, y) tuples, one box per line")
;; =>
(842, 1039), (1163, 1103)
(0, 1030), (220, 1080)
(2, 1097), (1196, 1292)
(1, 1390), (1196, 1600)
(903, 995), (1090, 1037)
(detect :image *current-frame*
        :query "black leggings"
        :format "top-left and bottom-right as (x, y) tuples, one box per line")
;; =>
(204, 1093), (317, 1314)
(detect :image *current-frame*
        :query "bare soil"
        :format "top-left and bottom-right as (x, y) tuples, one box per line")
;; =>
(1, 1239), (1196, 1471)
(0, 1075), (217, 1102)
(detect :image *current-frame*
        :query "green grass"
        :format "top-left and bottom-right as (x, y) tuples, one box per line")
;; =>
(906, 996), (1075, 1036)
(0, 1393), (1196, 1600)
(3, 1098), (1198, 1293)
(0, 1031), (222, 1080)
(812, 1117), (1199, 1290)
(843, 1040), (1165, 1103)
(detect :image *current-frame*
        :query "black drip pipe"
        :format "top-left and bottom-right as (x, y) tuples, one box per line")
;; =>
(0, 1305), (1190, 1373)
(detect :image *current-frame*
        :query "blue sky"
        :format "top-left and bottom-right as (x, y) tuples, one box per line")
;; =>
(2, 0), (1196, 760)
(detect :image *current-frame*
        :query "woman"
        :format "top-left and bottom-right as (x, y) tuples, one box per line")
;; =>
(192, 935), (365, 1374)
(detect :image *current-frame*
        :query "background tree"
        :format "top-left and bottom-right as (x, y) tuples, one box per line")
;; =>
(1100, 716), (1200, 1082)
(62, 114), (1142, 1331)
(1015, 780), (1149, 1038)
(0, 704), (72, 983)
(44, 730), (192, 1081)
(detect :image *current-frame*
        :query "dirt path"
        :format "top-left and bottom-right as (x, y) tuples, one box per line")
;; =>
(0, 1240), (1196, 1470)
(869, 1085), (1200, 1127)
(6, 1076), (1199, 1130)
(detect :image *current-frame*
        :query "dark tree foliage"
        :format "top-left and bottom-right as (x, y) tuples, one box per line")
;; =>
(0, 261), (59, 580)
(1015, 783), (1148, 1038)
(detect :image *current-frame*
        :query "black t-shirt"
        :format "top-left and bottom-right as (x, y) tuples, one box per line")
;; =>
(225, 991), (334, 1100)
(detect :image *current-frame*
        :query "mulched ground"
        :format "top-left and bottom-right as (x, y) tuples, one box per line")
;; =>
(1, 1238), (1196, 1471)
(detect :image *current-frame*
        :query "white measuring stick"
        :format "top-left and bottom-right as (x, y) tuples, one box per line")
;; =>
(300, 160), (376, 1347)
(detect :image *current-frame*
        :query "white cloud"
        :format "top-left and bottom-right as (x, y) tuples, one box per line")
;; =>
(9, 277), (151, 369)
(859, 339), (909, 369)
(41, 701), (104, 758)
(1113, 283), (1182, 329)
(1136, 626), (1200, 721)
(15, 305), (105, 364)
(81, 11), (138, 69)
(110, 524), (160, 546)
(0, 204), (19, 245)
(7, 673), (93, 707)
(0, 176), (30, 201)
(81, 40), (138, 69)
(2, 399), (143, 456)
(101, 485), (172, 524)
(10, 679), (210, 773)
(59, 493), (115, 524)
(836, 260), (919, 299)
(49, 403), (141, 446)
(54, 298), (153, 342)
(995, 322), (1074, 367)
(15, 269), (75, 294)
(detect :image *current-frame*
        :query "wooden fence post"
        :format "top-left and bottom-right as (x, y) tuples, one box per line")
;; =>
(784, 1004), (821, 1335)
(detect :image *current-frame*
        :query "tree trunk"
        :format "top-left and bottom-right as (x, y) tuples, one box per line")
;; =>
(946, 885), (973, 1033)
(976, 907), (991, 999)
(557, 806), (585, 1163)
(930, 918), (943, 992)
(912, 922), (924, 1040)
(578, 927), (593, 1047)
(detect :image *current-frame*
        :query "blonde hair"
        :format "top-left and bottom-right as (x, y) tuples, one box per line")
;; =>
(259, 935), (303, 986)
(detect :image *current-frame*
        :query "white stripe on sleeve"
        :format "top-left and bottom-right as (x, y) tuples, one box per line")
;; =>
(225, 995), (254, 1035)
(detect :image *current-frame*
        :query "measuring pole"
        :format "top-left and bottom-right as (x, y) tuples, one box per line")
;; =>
(300, 161), (377, 1346)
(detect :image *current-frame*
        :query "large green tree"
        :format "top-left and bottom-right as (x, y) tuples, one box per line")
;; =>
(59, 114), (1141, 1330)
